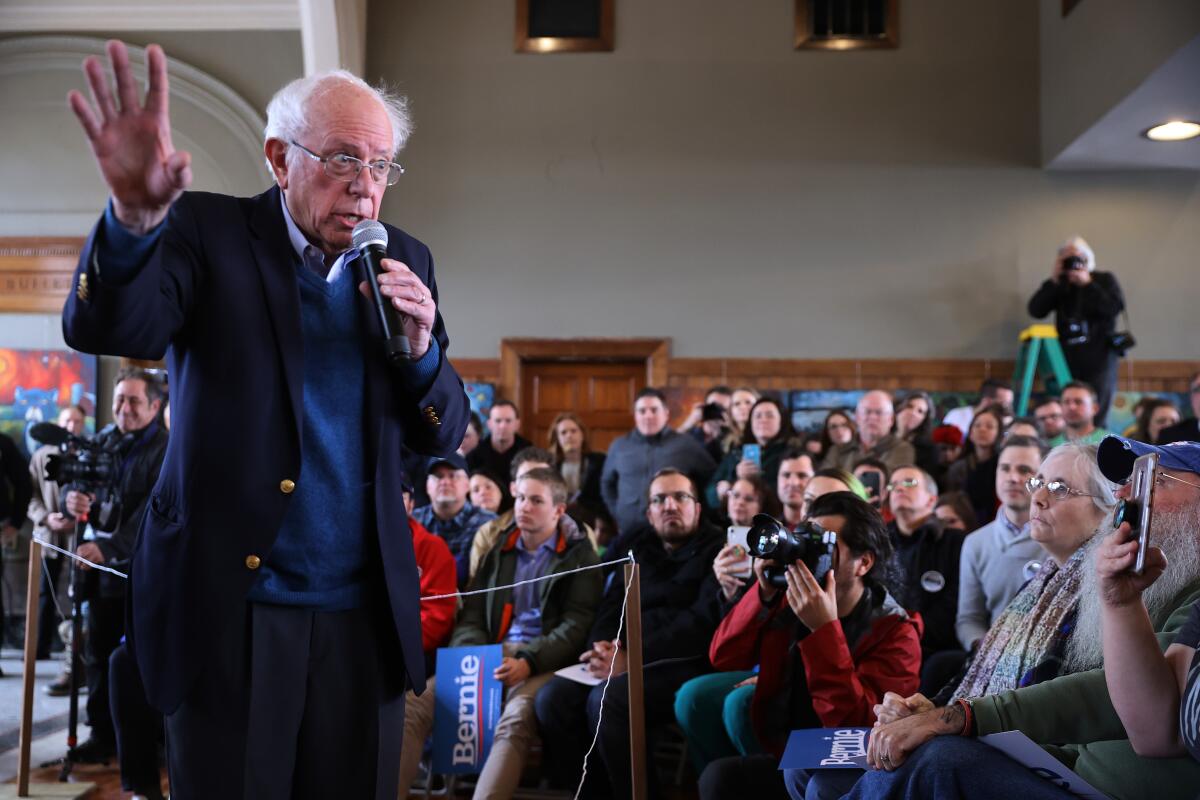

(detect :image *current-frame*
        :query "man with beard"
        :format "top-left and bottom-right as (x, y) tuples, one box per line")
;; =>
(841, 435), (1200, 800)
(535, 468), (724, 799)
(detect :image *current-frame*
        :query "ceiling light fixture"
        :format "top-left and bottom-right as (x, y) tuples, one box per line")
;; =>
(1143, 121), (1200, 142)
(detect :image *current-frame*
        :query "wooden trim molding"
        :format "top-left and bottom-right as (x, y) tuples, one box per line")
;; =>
(0, 3), (302, 32)
(498, 338), (670, 402)
(0, 237), (82, 313)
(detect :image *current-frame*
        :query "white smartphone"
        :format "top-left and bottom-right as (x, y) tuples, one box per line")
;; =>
(727, 526), (753, 579)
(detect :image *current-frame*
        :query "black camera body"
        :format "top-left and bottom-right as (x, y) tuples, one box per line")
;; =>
(36, 425), (129, 533)
(745, 513), (837, 588)
(1061, 255), (1087, 272)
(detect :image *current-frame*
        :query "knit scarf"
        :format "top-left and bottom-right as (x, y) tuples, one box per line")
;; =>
(952, 546), (1087, 701)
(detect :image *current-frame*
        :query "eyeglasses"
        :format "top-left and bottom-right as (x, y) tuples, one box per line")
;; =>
(649, 492), (697, 507)
(290, 141), (405, 186)
(1025, 476), (1096, 500)
(1155, 471), (1200, 491)
(886, 478), (921, 492)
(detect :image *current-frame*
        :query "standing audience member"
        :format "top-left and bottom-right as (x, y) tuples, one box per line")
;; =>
(413, 453), (498, 587)
(468, 468), (507, 514)
(536, 469), (723, 800)
(727, 387), (761, 451)
(708, 397), (795, 508)
(1028, 236), (1126, 427)
(1157, 371), (1200, 445)
(933, 492), (977, 534)
(942, 379), (1014, 439)
(848, 435), (1200, 800)
(548, 411), (606, 516)
(458, 412), (483, 457)
(895, 391), (938, 478)
(886, 465), (965, 689)
(393, 475), (459, 793)
(824, 391), (915, 473)
(955, 435), (1048, 652)
(1050, 382), (1110, 446)
(677, 385), (733, 436)
(1033, 396), (1067, 441)
(818, 409), (857, 468)
(601, 388), (716, 534)
(1132, 397), (1182, 445)
(28, 404), (87, 660)
(468, 400), (533, 481)
(944, 405), (1004, 523)
(699, 492), (921, 800)
(0, 429), (32, 668)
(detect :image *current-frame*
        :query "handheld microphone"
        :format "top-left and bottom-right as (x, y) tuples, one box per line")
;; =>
(352, 219), (411, 364)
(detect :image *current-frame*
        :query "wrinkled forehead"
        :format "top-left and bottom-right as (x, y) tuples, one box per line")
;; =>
(305, 85), (393, 156)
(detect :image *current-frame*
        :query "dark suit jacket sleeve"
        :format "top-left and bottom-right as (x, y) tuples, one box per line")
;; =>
(0, 434), (32, 528)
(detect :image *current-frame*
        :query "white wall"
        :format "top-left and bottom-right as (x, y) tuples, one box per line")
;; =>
(367, 0), (1200, 360)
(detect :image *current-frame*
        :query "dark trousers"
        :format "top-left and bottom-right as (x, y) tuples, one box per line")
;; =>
(1071, 355), (1119, 429)
(85, 594), (126, 745)
(534, 656), (709, 800)
(36, 554), (65, 659)
(109, 642), (163, 793)
(699, 754), (787, 799)
(164, 601), (407, 800)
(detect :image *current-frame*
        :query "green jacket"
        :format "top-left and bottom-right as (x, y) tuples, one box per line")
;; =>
(973, 580), (1200, 800)
(450, 515), (601, 675)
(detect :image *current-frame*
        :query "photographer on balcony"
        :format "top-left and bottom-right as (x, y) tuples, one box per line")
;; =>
(1028, 236), (1126, 428)
(61, 368), (169, 764)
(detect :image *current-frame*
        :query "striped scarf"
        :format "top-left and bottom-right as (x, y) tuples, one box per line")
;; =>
(952, 546), (1087, 701)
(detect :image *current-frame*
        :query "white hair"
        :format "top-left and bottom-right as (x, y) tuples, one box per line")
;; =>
(1058, 235), (1096, 271)
(263, 70), (412, 173)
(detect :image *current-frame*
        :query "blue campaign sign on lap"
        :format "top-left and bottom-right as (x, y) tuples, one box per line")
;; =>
(779, 728), (872, 770)
(432, 645), (505, 774)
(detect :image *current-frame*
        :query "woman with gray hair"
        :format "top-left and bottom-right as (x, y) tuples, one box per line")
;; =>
(1027, 235), (1127, 427)
(874, 442), (1118, 720)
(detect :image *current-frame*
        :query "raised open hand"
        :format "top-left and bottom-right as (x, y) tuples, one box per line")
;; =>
(67, 40), (192, 234)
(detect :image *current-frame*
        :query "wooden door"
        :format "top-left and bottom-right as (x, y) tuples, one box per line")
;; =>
(521, 360), (647, 453)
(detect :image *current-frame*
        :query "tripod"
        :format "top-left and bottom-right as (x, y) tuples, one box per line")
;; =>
(54, 514), (95, 780)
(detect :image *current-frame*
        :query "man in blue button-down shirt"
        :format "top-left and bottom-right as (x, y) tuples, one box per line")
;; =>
(412, 453), (497, 588)
(62, 40), (468, 799)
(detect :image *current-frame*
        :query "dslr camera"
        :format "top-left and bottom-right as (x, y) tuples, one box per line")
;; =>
(745, 513), (837, 589)
(1061, 255), (1087, 273)
(32, 422), (129, 533)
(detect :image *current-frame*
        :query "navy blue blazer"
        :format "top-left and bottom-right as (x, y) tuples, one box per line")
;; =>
(63, 186), (468, 713)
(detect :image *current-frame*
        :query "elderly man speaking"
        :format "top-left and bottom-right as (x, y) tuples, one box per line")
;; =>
(63, 41), (468, 798)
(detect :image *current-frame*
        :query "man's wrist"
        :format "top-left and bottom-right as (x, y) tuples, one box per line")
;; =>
(111, 198), (169, 236)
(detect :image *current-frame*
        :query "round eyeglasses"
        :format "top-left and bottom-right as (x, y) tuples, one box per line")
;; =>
(290, 140), (405, 186)
(1025, 476), (1096, 500)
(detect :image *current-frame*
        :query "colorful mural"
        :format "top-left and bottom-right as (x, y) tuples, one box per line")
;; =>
(0, 349), (97, 457)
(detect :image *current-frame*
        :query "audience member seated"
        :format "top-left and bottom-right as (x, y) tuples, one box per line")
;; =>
(467, 447), (556, 582)
(723, 474), (776, 528)
(942, 378), (1014, 438)
(928, 424), (964, 488)
(885, 465), (965, 691)
(535, 469), (724, 799)
(469, 467), (508, 514)
(601, 387), (717, 534)
(956, 435), (1048, 652)
(1004, 417), (1041, 441)
(400, 469), (600, 799)
(1157, 370), (1200, 445)
(1132, 396), (1182, 445)
(412, 453), (498, 588)
(395, 478), (459, 793)
(726, 386), (761, 453)
(1033, 395), (1066, 441)
(818, 409), (857, 468)
(777, 450), (818, 530)
(1050, 381), (1110, 446)
(708, 396), (795, 508)
(933, 491), (977, 533)
(895, 391), (938, 478)
(944, 405), (1004, 524)
(696, 492), (922, 800)
(823, 391), (915, 474)
(458, 411), (483, 457)
(467, 400), (533, 480)
(548, 411), (607, 515)
(852, 457), (889, 515)
(844, 435), (1200, 800)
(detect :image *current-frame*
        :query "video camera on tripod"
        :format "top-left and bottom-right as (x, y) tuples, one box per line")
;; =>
(30, 420), (130, 533)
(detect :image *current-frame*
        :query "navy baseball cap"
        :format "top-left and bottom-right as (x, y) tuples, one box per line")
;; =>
(427, 452), (468, 473)
(1097, 435), (1200, 483)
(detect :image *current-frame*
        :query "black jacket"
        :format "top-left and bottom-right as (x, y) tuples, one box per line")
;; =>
(467, 434), (533, 482)
(1027, 271), (1125, 375)
(0, 432), (32, 530)
(593, 521), (724, 664)
(888, 518), (965, 658)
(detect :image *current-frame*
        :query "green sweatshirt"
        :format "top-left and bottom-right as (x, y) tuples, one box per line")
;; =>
(972, 582), (1200, 800)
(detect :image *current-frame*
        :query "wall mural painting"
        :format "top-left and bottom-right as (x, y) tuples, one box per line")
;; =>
(0, 348), (97, 458)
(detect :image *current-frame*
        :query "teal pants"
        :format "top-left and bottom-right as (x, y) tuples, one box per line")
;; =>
(674, 670), (761, 772)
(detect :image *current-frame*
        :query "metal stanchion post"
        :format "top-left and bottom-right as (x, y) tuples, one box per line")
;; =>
(624, 562), (646, 800)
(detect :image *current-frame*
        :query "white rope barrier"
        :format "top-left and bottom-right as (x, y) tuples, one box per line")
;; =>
(32, 535), (129, 579)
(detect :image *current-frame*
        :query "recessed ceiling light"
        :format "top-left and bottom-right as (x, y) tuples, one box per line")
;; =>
(1143, 121), (1200, 142)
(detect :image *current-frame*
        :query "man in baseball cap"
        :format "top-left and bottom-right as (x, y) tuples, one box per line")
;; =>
(411, 451), (497, 587)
